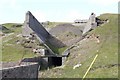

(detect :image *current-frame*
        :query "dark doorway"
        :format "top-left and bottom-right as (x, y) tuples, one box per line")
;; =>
(48, 57), (62, 67)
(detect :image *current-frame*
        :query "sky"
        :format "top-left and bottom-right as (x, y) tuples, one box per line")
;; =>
(0, 0), (119, 24)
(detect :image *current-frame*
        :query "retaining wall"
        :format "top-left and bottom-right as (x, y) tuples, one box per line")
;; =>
(1, 62), (39, 79)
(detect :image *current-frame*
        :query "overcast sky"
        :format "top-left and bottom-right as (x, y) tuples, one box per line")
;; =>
(0, 0), (119, 24)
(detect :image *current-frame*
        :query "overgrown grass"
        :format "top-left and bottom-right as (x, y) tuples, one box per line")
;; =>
(2, 41), (37, 62)
(39, 13), (118, 78)
(2, 22), (68, 62)
(2, 23), (38, 62)
(2, 14), (119, 78)
(46, 42), (67, 54)
(2, 23), (23, 33)
(47, 22), (71, 28)
(2, 23), (22, 28)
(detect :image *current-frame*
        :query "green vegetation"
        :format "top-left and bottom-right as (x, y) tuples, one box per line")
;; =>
(2, 23), (22, 28)
(46, 42), (67, 54)
(0, 26), (13, 34)
(39, 13), (118, 78)
(2, 23), (23, 33)
(2, 23), (38, 62)
(2, 22), (67, 62)
(2, 43), (36, 62)
(1, 14), (118, 78)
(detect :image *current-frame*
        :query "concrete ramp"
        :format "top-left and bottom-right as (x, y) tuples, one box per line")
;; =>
(21, 11), (77, 67)
(22, 11), (66, 55)
(23, 11), (66, 48)
(82, 22), (92, 35)
(23, 11), (50, 43)
(82, 13), (97, 35)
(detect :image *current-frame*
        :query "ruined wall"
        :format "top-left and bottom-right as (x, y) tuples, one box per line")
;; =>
(21, 57), (48, 70)
(82, 13), (97, 35)
(1, 62), (39, 79)
(21, 56), (65, 69)
(23, 11), (50, 43)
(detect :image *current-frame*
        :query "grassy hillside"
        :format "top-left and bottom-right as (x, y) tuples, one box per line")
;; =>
(2, 23), (38, 62)
(39, 13), (118, 78)
(2, 23), (22, 33)
(46, 22), (72, 28)
(0, 25), (12, 34)
(1, 14), (118, 78)
(2, 22), (69, 62)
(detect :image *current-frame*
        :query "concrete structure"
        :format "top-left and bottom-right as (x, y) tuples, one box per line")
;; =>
(23, 11), (66, 47)
(33, 48), (48, 56)
(72, 13), (97, 35)
(1, 62), (39, 78)
(22, 11), (69, 68)
(21, 55), (69, 69)
(74, 19), (87, 23)
(21, 57), (48, 70)
(82, 13), (97, 35)
(73, 13), (106, 35)
(22, 12), (107, 69)
(22, 11), (50, 43)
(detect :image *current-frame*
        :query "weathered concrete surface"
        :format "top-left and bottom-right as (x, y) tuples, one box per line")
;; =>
(21, 11), (78, 68)
(23, 11), (66, 48)
(23, 11), (50, 43)
(1, 62), (39, 78)
(82, 13), (97, 35)
(21, 57), (48, 70)
(22, 11), (56, 55)
(82, 22), (92, 35)
(21, 55), (67, 69)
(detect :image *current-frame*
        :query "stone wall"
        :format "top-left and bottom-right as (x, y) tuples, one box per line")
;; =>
(1, 62), (39, 79)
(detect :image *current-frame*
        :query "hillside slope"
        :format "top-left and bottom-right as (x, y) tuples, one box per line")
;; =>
(2, 23), (39, 62)
(39, 13), (118, 78)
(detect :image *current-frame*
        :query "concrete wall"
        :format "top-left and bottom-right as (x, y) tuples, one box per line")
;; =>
(82, 13), (97, 35)
(23, 11), (50, 43)
(21, 57), (48, 70)
(1, 62), (39, 79)
(21, 56), (65, 69)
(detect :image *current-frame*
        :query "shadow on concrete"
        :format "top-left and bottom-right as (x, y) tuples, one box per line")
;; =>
(21, 56), (63, 70)
(47, 34), (66, 48)
(21, 57), (48, 70)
